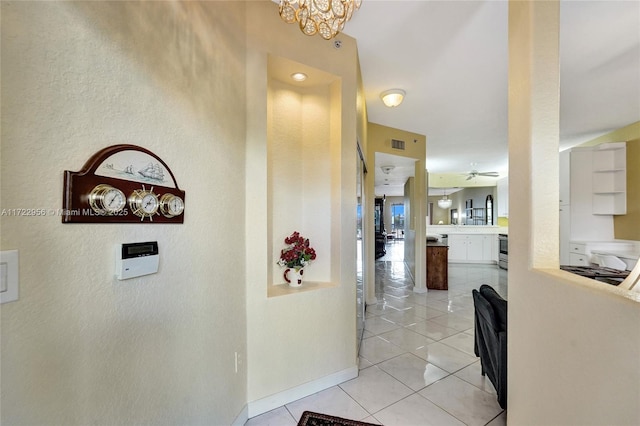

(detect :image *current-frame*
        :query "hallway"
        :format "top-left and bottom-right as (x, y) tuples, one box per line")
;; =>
(247, 240), (507, 425)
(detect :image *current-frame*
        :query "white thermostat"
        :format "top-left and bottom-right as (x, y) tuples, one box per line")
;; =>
(116, 242), (159, 280)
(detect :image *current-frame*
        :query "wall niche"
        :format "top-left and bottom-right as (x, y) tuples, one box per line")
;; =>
(267, 55), (341, 296)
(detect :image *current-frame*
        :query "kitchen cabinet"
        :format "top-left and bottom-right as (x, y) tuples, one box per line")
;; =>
(569, 148), (614, 242)
(567, 241), (634, 267)
(497, 177), (508, 217)
(448, 234), (495, 264)
(426, 244), (448, 290)
(569, 242), (589, 266)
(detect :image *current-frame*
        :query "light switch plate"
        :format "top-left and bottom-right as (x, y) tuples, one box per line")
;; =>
(0, 250), (19, 304)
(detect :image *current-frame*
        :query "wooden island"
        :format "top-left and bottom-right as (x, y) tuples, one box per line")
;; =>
(427, 242), (448, 290)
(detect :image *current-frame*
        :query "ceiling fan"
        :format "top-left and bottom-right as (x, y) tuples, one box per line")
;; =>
(465, 170), (500, 180)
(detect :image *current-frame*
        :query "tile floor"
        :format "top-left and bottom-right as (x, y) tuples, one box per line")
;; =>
(246, 240), (508, 426)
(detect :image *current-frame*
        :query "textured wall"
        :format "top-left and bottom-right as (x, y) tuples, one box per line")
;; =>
(1, 2), (247, 424)
(508, 2), (640, 424)
(244, 1), (359, 412)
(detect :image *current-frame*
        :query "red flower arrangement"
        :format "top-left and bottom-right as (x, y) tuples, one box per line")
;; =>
(277, 231), (317, 269)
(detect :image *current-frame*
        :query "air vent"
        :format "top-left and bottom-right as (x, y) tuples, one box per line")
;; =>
(391, 139), (405, 150)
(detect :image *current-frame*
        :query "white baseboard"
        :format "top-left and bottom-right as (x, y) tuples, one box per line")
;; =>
(231, 404), (248, 426)
(247, 366), (359, 419)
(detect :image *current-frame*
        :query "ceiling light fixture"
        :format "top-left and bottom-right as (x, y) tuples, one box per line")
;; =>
(291, 72), (308, 82)
(381, 165), (395, 174)
(278, 0), (362, 40)
(437, 189), (452, 209)
(380, 89), (405, 108)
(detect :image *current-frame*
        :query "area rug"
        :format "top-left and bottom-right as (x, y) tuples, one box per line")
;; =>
(297, 410), (380, 426)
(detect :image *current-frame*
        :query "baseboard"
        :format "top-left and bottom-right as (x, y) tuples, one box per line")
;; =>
(247, 366), (359, 419)
(231, 404), (248, 426)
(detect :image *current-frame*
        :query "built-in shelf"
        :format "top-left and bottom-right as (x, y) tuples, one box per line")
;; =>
(267, 55), (341, 297)
(267, 281), (338, 298)
(591, 142), (626, 215)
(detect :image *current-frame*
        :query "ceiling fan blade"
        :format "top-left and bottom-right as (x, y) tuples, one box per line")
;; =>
(466, 175), (474, 181)
(478, 172), (499, 177)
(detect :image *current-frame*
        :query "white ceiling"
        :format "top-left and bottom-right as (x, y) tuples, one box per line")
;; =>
(341, 0), (640, 196)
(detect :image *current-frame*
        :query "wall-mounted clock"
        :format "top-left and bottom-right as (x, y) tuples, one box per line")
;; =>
(88, 184), (127, 215)
(129, 186), (160, 221)
(62, 145), (185, 224)
(159, 193), (185, 218)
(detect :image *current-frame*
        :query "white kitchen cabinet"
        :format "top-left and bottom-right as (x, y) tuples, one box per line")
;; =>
(569, 148), (614, 241)
(497, 177), (508, 217)
(466, 235), (484, 261)
(448, 235), (467, 262)
(567, 241), (635, 267)
(569, 242), (589, 266)
(448, 234), (495, 264)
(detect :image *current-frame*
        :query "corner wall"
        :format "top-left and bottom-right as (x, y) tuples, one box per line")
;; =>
(245, 1), (359, 415)
(508, 2), (640, 424)
(1, 2), (247, 425)
(365, 122), (426, 300)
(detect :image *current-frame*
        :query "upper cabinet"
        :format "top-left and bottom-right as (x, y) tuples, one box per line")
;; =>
(497, 177), (508, 217)
(591, 142), (627, 215)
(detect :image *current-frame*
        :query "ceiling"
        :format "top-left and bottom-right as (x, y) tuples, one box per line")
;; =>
(340, 1), (640, 196)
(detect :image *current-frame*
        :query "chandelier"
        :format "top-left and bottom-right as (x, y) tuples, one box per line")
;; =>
(438, 189), (452, 209)
(279, 0), (362, 40)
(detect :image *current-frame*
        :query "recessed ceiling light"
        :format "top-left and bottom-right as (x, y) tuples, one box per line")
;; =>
(291, 72), (307, 82)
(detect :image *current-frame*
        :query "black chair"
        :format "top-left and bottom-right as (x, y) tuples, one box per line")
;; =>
(472, 284), (507, 409)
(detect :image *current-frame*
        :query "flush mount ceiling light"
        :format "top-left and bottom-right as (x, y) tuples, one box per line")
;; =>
(278, 0), (362, 40)
(291, 72), (308, 82)
(437, 189), (452, 209)
(380, 89), (405, 108)
(380, 165), (395, 174)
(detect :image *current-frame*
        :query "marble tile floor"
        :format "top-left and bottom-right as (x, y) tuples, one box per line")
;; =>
(246, 240), (508, 426)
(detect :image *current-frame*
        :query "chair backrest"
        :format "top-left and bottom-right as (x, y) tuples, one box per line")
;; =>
(479, 284), (507, 331)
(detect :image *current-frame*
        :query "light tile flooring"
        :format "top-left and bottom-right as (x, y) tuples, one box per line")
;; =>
(246, 240), (508, 426)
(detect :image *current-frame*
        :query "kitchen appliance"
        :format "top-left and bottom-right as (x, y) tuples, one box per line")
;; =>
(560, 265), (630, 286)
(498, 234), (508, 270)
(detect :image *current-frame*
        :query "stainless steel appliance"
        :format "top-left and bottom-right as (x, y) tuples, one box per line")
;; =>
(498, 234), (508, 270)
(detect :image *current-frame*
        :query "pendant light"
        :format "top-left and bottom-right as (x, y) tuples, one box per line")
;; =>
(438, 189), (452, 209)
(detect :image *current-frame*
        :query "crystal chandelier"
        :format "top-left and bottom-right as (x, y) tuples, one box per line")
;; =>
(438, 189), (452, 209)
(279, 0), (362, 40)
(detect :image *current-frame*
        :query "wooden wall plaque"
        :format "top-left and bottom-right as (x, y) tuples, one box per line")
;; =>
(62, 145), (185, 224)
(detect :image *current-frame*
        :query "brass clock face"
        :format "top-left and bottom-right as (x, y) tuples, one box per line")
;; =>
(129, 186), (160, 221)
(88, 184), (126, 215)
(159, 193), (185, 218)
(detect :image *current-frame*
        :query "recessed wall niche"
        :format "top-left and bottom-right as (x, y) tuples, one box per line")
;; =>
(267, 55), (341, 296)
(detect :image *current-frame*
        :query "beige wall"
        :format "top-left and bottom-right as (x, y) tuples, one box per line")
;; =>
(244, 1), (359, 414)
(365, 123), (426, 298)
(1, 2), (247, 425)
(508, 2), (640, 424)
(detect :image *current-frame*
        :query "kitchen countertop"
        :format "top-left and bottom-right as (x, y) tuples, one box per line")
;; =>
(427, 242), (449, 247)
(427, 225), (507, 235)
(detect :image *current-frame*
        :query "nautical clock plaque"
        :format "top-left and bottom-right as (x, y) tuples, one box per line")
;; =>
(62, 144), (185, 223)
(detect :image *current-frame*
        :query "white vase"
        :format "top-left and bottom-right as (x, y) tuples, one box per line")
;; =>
(284, 267), (304, 288)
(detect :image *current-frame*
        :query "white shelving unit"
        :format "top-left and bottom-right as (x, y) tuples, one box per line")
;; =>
(591, 142), (627, 215)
